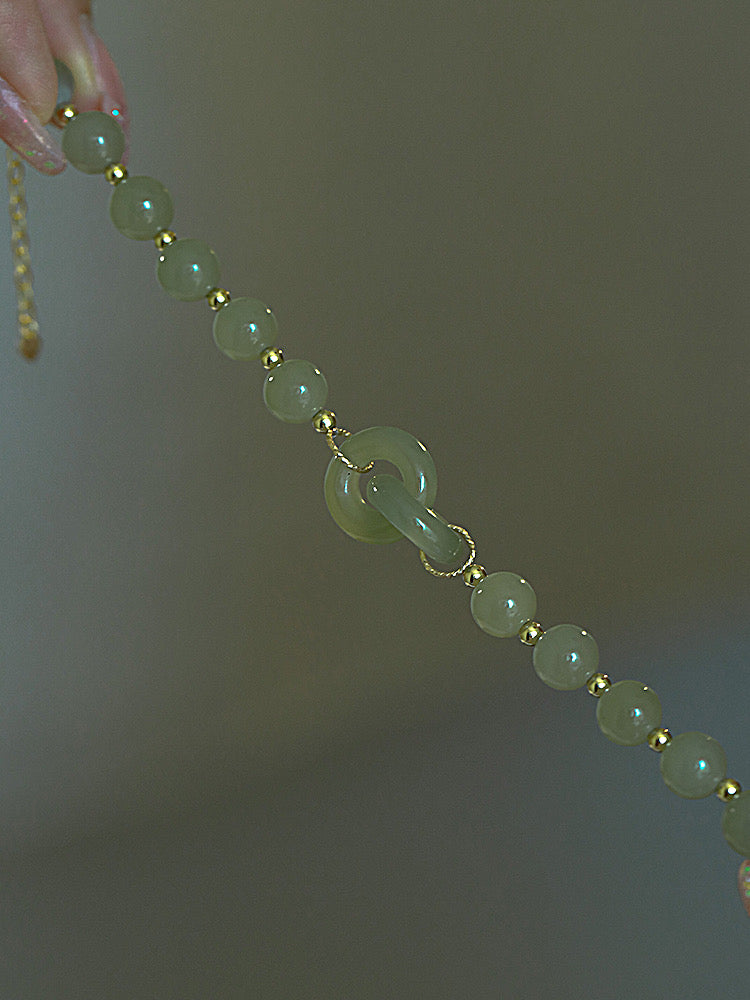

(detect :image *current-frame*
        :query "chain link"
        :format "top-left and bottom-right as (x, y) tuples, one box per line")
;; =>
(6, 150), (40, 360)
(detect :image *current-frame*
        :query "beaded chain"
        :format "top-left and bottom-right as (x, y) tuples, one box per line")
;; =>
(8, 102), (750, 914)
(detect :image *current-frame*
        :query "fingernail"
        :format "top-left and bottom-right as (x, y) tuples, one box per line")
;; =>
(739, 860), (750, 917)
(0, 76), (65, 175)
(79, 13), (130, 140)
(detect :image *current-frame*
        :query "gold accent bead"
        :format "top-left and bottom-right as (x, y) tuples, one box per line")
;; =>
(207, 288), (231, 311)
(586, 672), (611, 697)
(104, 163), (128, 185)
(53, 103), (78, 127)
(10, 209), (25, 224)
(716, 779), (742, 801)
(18, 332), (41, 360)
(312, 409), (337, 433)
(154, 230), (177, 250)
(463, 564), (486, 588)
(261, 347), (284, 369)
(647, 727), (673, 751)
(518, 621), (544, 646)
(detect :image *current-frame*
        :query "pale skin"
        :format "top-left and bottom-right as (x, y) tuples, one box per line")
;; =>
(0, 0), (749, 923)
(0, 0), (127, 173)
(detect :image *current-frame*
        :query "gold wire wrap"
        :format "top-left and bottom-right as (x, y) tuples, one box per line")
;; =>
(6, 151), (40, 360)
(325, 427), (375, 473)
(419, 523), (477, 579)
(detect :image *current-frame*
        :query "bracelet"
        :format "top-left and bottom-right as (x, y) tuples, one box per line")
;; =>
(9, 102), (750, 908)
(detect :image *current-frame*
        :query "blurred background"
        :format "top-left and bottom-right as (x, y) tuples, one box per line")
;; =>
(1, 1), (749, 996)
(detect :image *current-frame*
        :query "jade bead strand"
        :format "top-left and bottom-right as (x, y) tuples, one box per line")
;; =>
(67, 109), (324, 419)
(58, 104), (750, 863)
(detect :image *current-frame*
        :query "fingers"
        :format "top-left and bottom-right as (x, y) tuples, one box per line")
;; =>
(0, 0), (128, 176)
(38, 1), (128, 126)
(0, 0), (58, 120)
(0, 0), (65, 173)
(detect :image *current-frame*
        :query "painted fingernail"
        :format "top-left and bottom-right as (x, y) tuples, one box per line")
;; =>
(739, 860), (750, 917)
(0, 76), (65, 175)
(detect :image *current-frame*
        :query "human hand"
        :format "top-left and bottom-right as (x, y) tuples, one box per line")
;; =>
(0, 0), (127, 174)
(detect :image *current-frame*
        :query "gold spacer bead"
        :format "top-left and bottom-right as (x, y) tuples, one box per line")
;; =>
(104, 163), (128, 185)
(52, 103), (78, 127)
(463, 564), (487, 588)
(716, 779), (742, 801)
(18, 332), (41, 360)
(586, 672), (612, 697)
(518, 621), (544, 646)
(10, 208), (25, 224)
(207, 288), (231, 311)
(261, 346), (284, 369)
(154, 229), (177, 250)
(312, 409), (337, 433)
(647, 727), (672, 752)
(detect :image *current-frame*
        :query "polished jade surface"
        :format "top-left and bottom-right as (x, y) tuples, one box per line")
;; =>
(109, 175), (174, 240)
(156, 238), (221, 301)
(532, 624), (599, 690)
(659, 732), (727, 798)
(62, 111), (125, 173)
(366, 474), (461, 563)
(470, 571), (536, 638)
(213, 298), (278, 360)
(722, 790), (750, 856)
(263, 359), (328, 423)
(324, 426), (437, 544)
(595, 679), (661, 746)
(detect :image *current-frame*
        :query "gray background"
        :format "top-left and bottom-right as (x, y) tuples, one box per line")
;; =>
(1, 1), (749, 997)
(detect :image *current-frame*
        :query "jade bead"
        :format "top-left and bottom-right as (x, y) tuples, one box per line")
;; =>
(596, 680), (661, 746)
(263, 359), (328, 423)
(324, 426), (438, 544)
(659, 732), (727, 799)
(470, 571), (537, 638)
(156, 239), (221, 301)
(532, 624), (599, 691)
(109, 175), (174, 240)
(366, 474), (462, 563)
(62, 110), (125, 174)
(722, 791), (750, 856)
(213, 298), (278, 360)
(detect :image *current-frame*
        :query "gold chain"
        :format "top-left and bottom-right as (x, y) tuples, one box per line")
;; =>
(6, 150), (40, 360)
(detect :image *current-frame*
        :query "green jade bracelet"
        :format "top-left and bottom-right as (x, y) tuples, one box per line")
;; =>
(10, 103), (750, 910)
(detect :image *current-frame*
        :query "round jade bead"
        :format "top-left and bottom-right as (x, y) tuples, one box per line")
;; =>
(366, 474), (462, 563)
(109, 175), (174, 240)
(659, 732), (727, 799)
(596, 680), (661, 746)
(263, 359), (328, 423)
(470, 572), (537, 638)
(722, 791), (750, 856)
(324, 426), (437, 544)
(156, 239), (221, 301)
(213, 298), (277, 360)
(532, 624), (599, 691)
(62, 110), (125, 173)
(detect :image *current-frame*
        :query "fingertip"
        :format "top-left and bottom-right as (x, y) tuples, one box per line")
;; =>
(0, 76), (67, 175)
